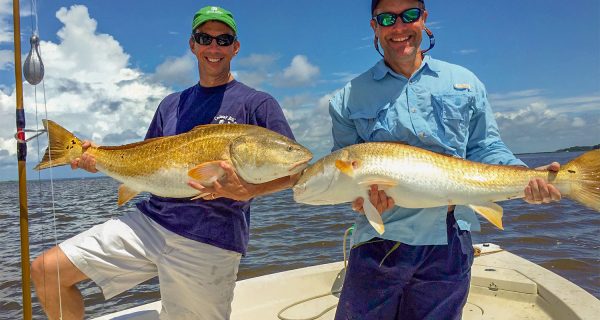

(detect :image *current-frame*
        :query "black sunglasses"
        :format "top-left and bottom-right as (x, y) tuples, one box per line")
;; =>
(192, 32), (237, 46)
(373, 8), (423, 27)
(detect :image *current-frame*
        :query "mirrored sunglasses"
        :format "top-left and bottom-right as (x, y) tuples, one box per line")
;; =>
(374, 8), (423, 27)
(192, 33), (236, 46)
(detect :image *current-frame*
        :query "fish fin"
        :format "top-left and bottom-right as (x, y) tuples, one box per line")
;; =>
(561, 149), (600, 211)
(335, 160), (354, 177)
(118, 184), (140, 206)
(189, 123), (219, 132)
(357, 178), (398, 188)
(190, 193), (211, 201)
(188, 161), (226, 184)
(363, 199), (385, 235)
(468, 202), (504, 230)
(34, 119), (84, 170)
(335, 159), (361, 177)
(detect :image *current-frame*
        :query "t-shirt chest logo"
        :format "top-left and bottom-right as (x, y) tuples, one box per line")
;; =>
(214, 115), (237, 124)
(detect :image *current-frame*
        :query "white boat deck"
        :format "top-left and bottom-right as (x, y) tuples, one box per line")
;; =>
(93, 244), (600, 320)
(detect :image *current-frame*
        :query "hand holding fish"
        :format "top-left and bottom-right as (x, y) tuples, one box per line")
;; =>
(351, 185), (395, 215)
(188, 161), (256, 201)
(188, 161), (304, 201)
(70, 141), (98, 173)
(524, 162), (562, 204)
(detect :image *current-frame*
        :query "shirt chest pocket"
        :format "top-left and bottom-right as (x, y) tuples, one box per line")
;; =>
(431, 93), (475, 148)
(348, 107), (394, 142)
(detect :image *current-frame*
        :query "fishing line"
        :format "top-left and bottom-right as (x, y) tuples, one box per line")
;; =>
(29, 0), (38, 34)
(40, 71), (65, 320)
(26, 0), (65, 317)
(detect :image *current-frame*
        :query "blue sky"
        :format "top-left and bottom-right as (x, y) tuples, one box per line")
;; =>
(0, 0), (598, 181)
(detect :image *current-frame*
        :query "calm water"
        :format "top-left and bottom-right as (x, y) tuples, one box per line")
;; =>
(0, 152), (598, 319)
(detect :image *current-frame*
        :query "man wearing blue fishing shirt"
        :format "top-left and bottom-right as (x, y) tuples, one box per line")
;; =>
(31, 6), (299, 320)
(330, 0), (562, 319)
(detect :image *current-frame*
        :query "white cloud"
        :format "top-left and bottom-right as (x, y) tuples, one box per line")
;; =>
(234, 54), (320, 89)
(571, 117), (585, 128)
(280, 91), (336, 160)
(233, 53), (279, 89)
(279, 55), (320, 87)
(331, 72), (359, 83)
(234, 70), (272, 90)
(489, 90), (600, 115)
(0, 5), (170, 173)
(493, 97), (600, 153)
(0, 49), (12, 69)
(236, 53), (278, 69)
(542, 95), (600, 114)
(491, 89), (544, 99)
(150, 52), (196, 87)
(455, 49), (477, 55)
(426, 21), (442, 30)
(52, 6), (130, 83)
(0, 0), (16, 44)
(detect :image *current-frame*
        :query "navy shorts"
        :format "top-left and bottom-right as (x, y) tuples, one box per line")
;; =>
(335, 213), (474, 320)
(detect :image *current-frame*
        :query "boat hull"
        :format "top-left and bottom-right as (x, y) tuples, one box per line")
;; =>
(92, 244), (600, 320)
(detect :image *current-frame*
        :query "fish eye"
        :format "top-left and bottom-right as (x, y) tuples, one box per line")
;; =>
(287, 146), (294, 152)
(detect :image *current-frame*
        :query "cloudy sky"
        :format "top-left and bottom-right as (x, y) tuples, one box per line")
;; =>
(0, 0), (598, 181)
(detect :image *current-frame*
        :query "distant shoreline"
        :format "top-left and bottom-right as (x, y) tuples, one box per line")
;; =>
(515, 144), (598, 156)
(553, 144), (599, 153)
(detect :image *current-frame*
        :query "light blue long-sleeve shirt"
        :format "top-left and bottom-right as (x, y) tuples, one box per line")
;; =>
(329, 55), (526, 246)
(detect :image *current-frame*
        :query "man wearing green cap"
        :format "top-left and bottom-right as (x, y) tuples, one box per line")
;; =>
(32, 6), (299, 319)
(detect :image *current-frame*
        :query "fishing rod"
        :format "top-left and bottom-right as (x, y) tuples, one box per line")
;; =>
(13, 0), (33, 318)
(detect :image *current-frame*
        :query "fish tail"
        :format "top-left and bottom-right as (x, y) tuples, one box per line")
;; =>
(34, 120), (83, 170)
(561, 149), (600, 211)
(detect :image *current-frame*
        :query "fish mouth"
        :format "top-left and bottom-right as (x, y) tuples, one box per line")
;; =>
(288, 159), (311, 173)
(291, 183), (304, 198)
(292, 184), (317, 203)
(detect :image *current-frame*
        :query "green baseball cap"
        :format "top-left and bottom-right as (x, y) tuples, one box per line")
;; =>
(192, 6), (237, 34)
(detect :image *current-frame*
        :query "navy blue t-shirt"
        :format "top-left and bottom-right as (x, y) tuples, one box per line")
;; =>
(136, 80), (294, 255)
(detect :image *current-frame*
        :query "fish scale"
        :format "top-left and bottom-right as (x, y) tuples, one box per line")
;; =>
(356, 144), (540, 201)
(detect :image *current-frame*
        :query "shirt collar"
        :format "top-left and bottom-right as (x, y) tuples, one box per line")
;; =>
(372, 55), (440, 81)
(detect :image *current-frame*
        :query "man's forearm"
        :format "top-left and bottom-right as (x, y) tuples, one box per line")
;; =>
(248, 174), (299, 198)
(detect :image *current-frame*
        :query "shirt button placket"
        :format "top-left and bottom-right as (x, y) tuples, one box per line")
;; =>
(407, 79), (426, 141)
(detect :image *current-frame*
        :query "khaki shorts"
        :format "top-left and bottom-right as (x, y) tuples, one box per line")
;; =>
(60, 210), (242, 320)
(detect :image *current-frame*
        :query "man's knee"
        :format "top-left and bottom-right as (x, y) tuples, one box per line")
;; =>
(31, 251), (52, 288)
(31, 246), (85, 288)
(31, 250), (58, 305)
